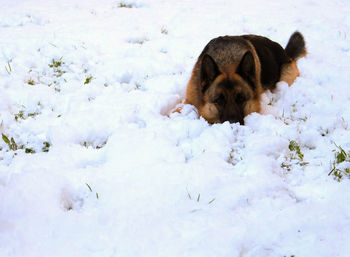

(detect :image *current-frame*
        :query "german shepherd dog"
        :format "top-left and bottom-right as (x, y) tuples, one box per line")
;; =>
(184, 32), (306, 124)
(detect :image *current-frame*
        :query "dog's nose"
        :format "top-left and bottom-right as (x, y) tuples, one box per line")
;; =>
(228, 118), (244, 125)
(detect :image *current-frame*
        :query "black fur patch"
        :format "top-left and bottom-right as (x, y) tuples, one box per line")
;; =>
(236, 51), (256, 90)
(285, 31), (306, 60)
(200, 54), (220, 93)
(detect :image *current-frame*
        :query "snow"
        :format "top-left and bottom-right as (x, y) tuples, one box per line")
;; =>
(1, 0), (350, 256)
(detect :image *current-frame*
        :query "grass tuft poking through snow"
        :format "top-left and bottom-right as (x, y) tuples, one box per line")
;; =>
(329, 144), (350, 182)
(289, 140), (304, 161)
(84, 75), (93, 85)
(118, 3), (133, 8)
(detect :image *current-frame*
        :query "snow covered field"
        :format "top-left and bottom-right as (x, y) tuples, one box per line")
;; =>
(1, 0), (350, 256)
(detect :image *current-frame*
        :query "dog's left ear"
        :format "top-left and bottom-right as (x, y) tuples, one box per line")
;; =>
(237, 51), (256, 89)
(200, 54), (220, 92)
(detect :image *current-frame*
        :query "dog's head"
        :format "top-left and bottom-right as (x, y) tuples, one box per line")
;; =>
(198, 52), (261, 125)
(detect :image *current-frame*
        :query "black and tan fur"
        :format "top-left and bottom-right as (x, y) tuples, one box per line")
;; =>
(185, 32), (306, 124)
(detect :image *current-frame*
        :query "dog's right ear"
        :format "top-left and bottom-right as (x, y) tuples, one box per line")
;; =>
(200, 54), (220, 92)
(237, 51), (256, 89)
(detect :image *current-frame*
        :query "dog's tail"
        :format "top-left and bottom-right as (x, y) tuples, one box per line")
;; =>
(285, 31), (306, 61)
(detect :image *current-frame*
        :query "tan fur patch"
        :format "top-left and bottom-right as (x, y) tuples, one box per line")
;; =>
(198, 103), (220, 123)
(185, 76), (202, 106)
(244, 97), (261, 116)
(280, 61), (300, 86)
(172, 105), (183, 114)
(222, 63), (238, 75)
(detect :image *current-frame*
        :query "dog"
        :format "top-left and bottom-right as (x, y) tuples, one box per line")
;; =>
(183, 31), (306, 124)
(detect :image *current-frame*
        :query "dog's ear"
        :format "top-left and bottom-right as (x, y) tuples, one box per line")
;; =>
(237, 51), (256, 89)
(200, 54), (220, 92)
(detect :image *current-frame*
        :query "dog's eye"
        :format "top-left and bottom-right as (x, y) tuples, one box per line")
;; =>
(235, 93), (246, 103)
(214, 94), (226, 106)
